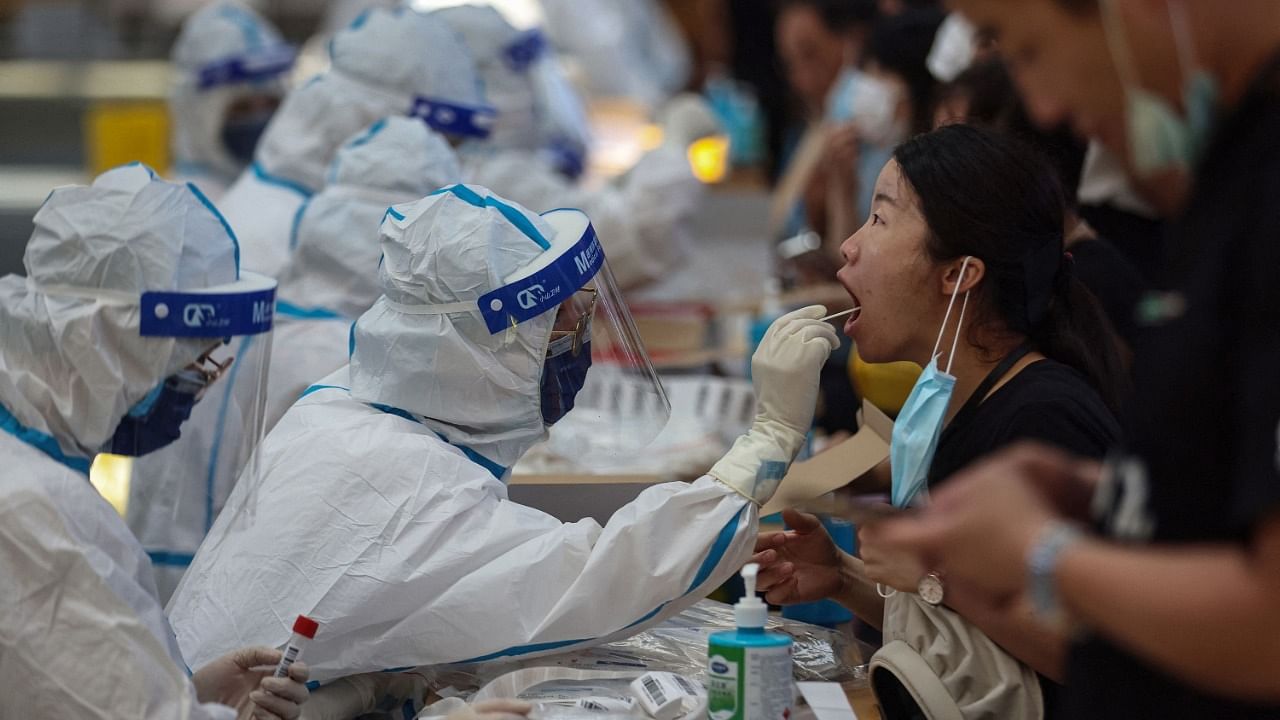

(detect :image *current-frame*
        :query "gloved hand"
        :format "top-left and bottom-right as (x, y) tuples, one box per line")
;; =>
(710, 305), (839, 504)
(191, 646), (310, 720)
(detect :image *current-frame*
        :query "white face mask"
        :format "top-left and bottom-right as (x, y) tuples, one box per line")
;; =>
(826, 68), (906, 147)
(927, 12), (978, 83)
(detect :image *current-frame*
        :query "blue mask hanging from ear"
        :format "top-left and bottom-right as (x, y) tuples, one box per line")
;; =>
(106, 369), (207, 456)
(540, 332), (592, 426)
(890, 256), (972, 508)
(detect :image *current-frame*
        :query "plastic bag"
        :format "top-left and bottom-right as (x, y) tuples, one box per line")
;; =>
(413, 600), (869, 702)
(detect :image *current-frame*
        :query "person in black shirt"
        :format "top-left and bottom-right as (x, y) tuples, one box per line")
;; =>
(869, 0), (1280, 716)
(753, 123), (1125, 717)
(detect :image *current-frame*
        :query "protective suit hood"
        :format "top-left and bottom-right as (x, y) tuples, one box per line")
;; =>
(349, 185), (555, 468)
(432, 4), (590, 176)
(277, 116), (462, 318)
(170, 1), (293, 185)
(0, 164), (239, 463)
(253, 7), (487, 193)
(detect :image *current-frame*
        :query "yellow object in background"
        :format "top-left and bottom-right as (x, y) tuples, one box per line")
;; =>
(84, 102), (170, 176)
(849, 347), (921, 418)
(688, 135), (730, 184)
(89, 453), (133, 517)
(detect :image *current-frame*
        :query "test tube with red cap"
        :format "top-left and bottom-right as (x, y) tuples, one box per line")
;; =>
(273, 615), (319, 678)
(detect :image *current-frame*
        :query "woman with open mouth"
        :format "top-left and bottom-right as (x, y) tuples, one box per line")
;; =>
(754, 122), (1127, 720)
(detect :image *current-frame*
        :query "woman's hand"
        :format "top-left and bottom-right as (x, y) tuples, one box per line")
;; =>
(191, 646), (309, 720)
(752, 509), (847, 604)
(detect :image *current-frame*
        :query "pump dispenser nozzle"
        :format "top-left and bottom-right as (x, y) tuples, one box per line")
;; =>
(735, 563), (769, 628)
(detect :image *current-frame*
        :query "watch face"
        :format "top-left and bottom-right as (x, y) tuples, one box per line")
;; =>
(918, 573), (944, 605)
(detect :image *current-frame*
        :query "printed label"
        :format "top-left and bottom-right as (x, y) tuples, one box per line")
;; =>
(708, 645), (793, 720)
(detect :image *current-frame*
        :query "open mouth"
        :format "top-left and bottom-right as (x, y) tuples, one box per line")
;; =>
(840, 286), (862, 334)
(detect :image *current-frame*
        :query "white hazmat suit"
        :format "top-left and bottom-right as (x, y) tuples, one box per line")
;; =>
(0, 164), (284, 719)
(169, 1), (294, 200)
(219, 6), (491, 277)
(434, 5), (717, 290)
(264, 116), (461, 430)
(168, 186), (839, 683)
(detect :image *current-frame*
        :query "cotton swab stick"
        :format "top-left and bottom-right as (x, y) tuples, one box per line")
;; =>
(820, 307), (860, 322)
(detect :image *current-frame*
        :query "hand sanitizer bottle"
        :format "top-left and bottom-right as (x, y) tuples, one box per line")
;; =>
(707, 563), (794, 720)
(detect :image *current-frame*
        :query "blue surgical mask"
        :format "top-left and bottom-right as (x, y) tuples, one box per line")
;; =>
(221, 111), (274, 165)
(540, 332), (592, 426)
(106, 369), (206, 456)
(1100, 0), (1219, 175)
(890, 257), (972, 508)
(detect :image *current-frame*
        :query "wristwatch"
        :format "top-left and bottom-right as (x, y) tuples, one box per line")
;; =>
(1027, 520), (1086, 622)
(917, 572), (945, 606)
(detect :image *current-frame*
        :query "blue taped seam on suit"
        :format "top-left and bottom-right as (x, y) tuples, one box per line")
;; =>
(430, 184), (550, 250)
(147, 550), (196, 567)
(459, 504), (749, 663)
(0, 401), (91, 474)
(300, 383), (347, 399)
(288, 197), (311, 251)
(295, 385), (508, 479)
(276, 300), (343, 320)
(187, 181), (241, 278)
(251, 161), (314, 198)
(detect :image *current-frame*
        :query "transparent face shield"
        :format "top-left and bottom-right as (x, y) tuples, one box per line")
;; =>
(484, 209), (671, 466)
(89, 273), (276, 519)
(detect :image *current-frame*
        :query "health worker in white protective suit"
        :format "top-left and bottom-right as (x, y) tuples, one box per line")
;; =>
(432, 4), (719, 290)
(219, 6), (494, 277)
(537, 0), (691, 113)
(168, 184), (839, 683)
(0, 163), (309, 720)
(263, 116), (461, 431)
(169, 0), (295, 200)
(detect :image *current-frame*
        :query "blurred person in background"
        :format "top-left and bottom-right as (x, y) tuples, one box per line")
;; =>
(818, 6), (946, 260)
(538, 0), (691, 113)
(218, 7), (490, 278)
(934, 57), (1147, 355)
(868, 0), (1280, 716)
(264, 116), (461, 431)
(433, 3), (719, 291)
(168, 0), (294, 200)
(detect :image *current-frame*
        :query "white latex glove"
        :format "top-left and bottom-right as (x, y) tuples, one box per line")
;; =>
(709, 305), (839, 504)
(191, 646), (310, 720)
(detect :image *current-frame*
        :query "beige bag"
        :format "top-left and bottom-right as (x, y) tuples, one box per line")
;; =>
(870, 592), (1045, 720)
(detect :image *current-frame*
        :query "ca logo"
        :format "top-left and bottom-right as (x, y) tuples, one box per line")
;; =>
(516, 284), (546, 310)
(183, 303), (217, 328)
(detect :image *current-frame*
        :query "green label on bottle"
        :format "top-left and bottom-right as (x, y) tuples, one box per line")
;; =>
(707, 646), (744, 720)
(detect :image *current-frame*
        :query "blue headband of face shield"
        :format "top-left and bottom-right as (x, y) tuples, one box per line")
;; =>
(410, 97), (498, 139)
(196, 44), (297, 90)
(504, 29), (547, 72)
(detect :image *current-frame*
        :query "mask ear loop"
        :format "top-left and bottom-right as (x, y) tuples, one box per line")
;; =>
(930, 256), (972, 375)
(1167, 0), (1199, 82)
(1098, 0), (1144, 91)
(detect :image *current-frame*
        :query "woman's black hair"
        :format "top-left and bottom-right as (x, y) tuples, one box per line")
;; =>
(867, 7), (946, 137)
(892, 123), (1127, 412)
